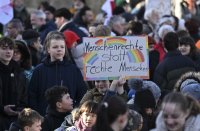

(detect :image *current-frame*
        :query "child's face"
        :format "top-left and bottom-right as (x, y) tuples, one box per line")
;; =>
(81, 112), (97, 128)
(58, 93), (73, 112)
(47, 39), (65, 62)
(95, 80), (110, 94)
(25, 120), (42, 131)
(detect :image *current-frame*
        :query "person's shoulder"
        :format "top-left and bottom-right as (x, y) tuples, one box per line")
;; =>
(34, 63), (45, 70)
(66, 126), (77, 131)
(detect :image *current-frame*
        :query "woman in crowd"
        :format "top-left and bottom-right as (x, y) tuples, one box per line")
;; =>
(13, 40), (33, 82)
(92, 96), (129, 131)
(151, 92), (200, 131)
(178, 36), (200, 69)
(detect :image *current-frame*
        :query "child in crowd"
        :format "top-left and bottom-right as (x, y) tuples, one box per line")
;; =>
(93, 95), (129, 131)
(42, 86), (73, 131)
(28, 31), (87, 115)
(66, 101), (98, 131)
(9, 108), (43, 131)
(56, 100), (98, 131)
(151, 92), (200, 131)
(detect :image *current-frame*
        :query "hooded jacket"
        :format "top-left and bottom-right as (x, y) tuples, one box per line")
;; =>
(151, 111), (200, 131)
(153, 50), (196, 90)
(28, 56), (87, 115)
(42, 107), (70, 131)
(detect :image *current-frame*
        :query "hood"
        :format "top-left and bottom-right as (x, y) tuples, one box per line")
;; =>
(46, 106), (70, 119)
(42, 56), (71, 67)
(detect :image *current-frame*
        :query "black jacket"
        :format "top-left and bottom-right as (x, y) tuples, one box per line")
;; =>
(42, 107), (70, 131)
(0, 60), (27, 130)
(28, 56), (87, 115)
(9, 122), (22, 131)
(59, 22), (87, 43)
(153, 50), (196, 90)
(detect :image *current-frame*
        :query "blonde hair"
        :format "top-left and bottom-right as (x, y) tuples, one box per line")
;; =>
(44, 31), (70, 59)
(18, 108), (43, 128)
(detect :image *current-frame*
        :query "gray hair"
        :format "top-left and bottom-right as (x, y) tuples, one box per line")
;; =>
(31, 10), (46, 19)
(107, 15), (125, 28)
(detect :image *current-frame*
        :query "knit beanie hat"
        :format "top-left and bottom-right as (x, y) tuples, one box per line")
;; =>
(22, 29), (39, 45)
(134, 89), (156, 109)
(180, 79), (200, 101)
(125, 109), (143, 131)
(63, 30), (80, 49)
(128, 78), (143, 91)
(128, 78), (161, 101)
(143, 81), (161, 101)
(158, 24), (174, 40)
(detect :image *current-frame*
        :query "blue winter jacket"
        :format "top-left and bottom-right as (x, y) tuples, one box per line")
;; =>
(28, 57), (87, 115)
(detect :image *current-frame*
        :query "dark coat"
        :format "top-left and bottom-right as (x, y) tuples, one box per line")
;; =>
(80, 88), (127, 105)
(38, 20), (57, 44)
(9, 122), (22, 131)
(0, 60), (27, 131)
(153, 50), (196, 91)
(42, 107), (70, 131)
(59, 22), (87, 43)
(28, 57), (87, 115)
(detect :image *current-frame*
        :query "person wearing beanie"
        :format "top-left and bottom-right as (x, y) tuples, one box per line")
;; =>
(175, 71), (200, 102)
(22, 29), (43, 67)
(63, 30), (80, 68)
(153, 24), (174, 62)
(128, 78), (161, 103)
(132, 89), (156, 131)
(124, 109), (143, 131)
(153, 32), (196, 91)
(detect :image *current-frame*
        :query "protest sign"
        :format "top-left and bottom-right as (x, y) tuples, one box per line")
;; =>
(0, 0), (13, 25)
(83, 36), (149, 80)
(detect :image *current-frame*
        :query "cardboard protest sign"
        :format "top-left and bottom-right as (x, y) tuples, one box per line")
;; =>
(83, 36), (149, 80)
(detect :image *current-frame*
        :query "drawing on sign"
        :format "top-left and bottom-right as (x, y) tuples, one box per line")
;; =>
(83, 36), (149, 80)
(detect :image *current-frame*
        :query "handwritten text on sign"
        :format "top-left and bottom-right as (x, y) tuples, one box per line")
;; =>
(83, 36), (149, 80)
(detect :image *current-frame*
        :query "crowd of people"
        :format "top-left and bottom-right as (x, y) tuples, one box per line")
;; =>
(0, 0), (200, 131)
